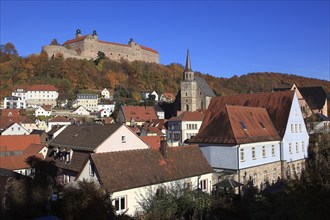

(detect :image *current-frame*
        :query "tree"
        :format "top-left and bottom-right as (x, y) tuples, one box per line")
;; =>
(57, 180), (116, 220)
(50, 39), (59, 45)
(0, 42), (18, 63)
(138, 182), (212, 220)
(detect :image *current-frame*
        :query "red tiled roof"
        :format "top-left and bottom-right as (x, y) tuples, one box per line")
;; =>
(49, 115), (70, 123)
(162, 92), (176, 100)
(0, 116), (25, 129)
(0, 135), (41, 152)
(142, 126), (163, 136)
(1, 109), (20, 117)
(41, 105), (52, 111)
(62, 36), (87, 45)
(169, 111), (205, 122)
(144, 119), (167, 130)
(122, 106), (158, 123)
(140, 136), (162, 150)
(28, 85), (57, 91)
(91, 145), (213, 192)
(190, 105), (280, 144)
(0, 153), (43, 170)
(196, 90), (295, 139)
(127, 126), (140, 134)
(24, 143), (45, 155)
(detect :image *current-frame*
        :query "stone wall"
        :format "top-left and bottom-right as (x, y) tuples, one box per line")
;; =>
(42, 36), (159, 63)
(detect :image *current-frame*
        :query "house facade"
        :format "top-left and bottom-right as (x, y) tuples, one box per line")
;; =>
(77, 143), (214, 216)
(167, 111), (204, 145)
(101, 88), (111, 99)
(3, 96), (26, 109)
(190, 90), (309, 186)
(47, 115), (72, 132)
(72, 106), (90, 115)
(116, 106), (158, 126)
(35, 105), (52, 117)
(0, 123), (30, 135)
(12, 85), (59, 107)
(76, 94), (98, 112)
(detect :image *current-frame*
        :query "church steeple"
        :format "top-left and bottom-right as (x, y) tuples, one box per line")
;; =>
(184, 49), (192, 72)
(183, 49), (194, 80)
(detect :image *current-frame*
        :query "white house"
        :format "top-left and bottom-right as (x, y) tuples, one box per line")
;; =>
(101, 88), (111, 99)
(72, 106), (90, 115)
(141, 91), (159, 102)
(167, 111), (204, 144)
(46, 124), (150, 184)
(12, 85), (59, 107)
(47, 115), (72, 132)
(98, 109), (111, 118)
(4, 96), (26, 109)
(190, 90), (309, 184)
(0, 123), (30, 135)
(76, 94), (98, 112)
(35, 105), (52, 117)
(77, 143), (214, 216)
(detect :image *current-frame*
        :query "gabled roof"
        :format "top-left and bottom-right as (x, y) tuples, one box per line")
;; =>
(144, 119), (167, 130)
(20, 116), (34, 124)
(0, 135), (41, 152)
(298, 86), (327, 109)
(47, 125), (65, 135)
(194, 90), (295, 139)
(195, 76), (215, 97)
(24, 143), (45, 155)
(140, 136), (162, 150)
(169, 111), (205, 122)
(49, 115), (71, 123)
(142, 126), (163, 136)
(40, 105), (52, 111)
(91, 145), (213, 192)
(190, 105), (280, 144)
(49, 124), (123, 151)
(0, 154), (43, 170)
(161, 92), (176, 101)
(1, 109), (20, 117)
(121, 106), (158, 123)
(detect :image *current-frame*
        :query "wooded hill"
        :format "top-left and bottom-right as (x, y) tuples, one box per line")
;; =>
(1, 43), (329, 103)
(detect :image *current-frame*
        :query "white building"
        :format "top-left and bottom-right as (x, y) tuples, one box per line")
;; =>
(35, 105), (52, 117)
(77, 143), (213, 216)
(167, 111), (204, 144)
(97, 103), (115, 114)
(76, 94), (98, 112)
(0, 123), (30, 135)
(72, 106), (90, 115)
(47, 115), (72, 132)
(12, 85), (59, 107)
(101, 88), (111, 99)
(4, 96), (26, 109)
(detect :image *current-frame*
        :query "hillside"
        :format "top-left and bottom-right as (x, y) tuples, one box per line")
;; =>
(1, 48), (329, 103)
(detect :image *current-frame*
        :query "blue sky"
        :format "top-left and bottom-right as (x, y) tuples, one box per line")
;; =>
(1, 1), (329, 81)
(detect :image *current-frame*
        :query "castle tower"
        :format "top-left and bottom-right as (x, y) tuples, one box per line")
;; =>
(76, 29), (82, 38)
(181, 50), (197, 112)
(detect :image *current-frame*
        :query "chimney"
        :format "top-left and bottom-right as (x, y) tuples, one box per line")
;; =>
(160, 140), (168, 158)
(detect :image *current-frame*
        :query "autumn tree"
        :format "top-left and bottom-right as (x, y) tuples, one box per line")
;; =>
(0, 42), (18, 63)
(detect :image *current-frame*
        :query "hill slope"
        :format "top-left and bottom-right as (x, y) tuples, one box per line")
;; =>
(0, 53), (329, 102)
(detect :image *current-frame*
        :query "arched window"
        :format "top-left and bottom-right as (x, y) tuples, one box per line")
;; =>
(272, 168), (277, 183)
(186, 104), (189, 111)
(253, 173), (257, 186)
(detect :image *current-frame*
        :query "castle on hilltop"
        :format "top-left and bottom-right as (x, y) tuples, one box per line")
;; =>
(42, 29), (159, 63)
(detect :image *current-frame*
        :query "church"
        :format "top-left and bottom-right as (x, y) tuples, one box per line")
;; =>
(180, 50), (215, 112)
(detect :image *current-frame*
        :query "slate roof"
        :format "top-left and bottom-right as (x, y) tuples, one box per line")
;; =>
(190, 105), (280, 144)
(77, 94), (98, 99)
(193, 90), (295, 140)
(195, 76), (215, 97)
(121, 106), (158, 123)
(298, 86), (327, 109)
(91, 145), (213, 192)
(169, 111), (205, 122)
(49, 124), (122, 151)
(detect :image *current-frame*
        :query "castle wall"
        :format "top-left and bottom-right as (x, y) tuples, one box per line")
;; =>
(42, 35), (159, 63)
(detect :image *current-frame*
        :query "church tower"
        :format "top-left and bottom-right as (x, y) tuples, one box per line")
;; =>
(181, 50), (198, 112)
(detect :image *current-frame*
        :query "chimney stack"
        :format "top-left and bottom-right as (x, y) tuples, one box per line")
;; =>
(160, 140), (168, 159)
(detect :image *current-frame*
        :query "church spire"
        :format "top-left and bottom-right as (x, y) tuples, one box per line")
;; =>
(184, 49), (192, 72)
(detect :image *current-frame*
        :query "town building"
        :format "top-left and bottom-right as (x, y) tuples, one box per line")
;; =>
(101, 88), (111, 99)
(3, 96), (26, 109)
(35, 105), (52, 117)
(159, 92), (176, 103)
(12, 85), (58, 107)
(180, 50), (215, 112)
(116, 106), (158, 126)
(47, 115), (72, 132)
(0, 122), (29, 136)
(76, 94), (98, 112)
(190, 90), (309, 186)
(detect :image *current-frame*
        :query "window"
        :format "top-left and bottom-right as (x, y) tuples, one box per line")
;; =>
(272, 168), (277, 183)
(240, 121), (247, 130)
(289, 143), (292, 154)
(302, 141), (305, 152)
(291, 124), (294, 133)
(121, 136), (126, 143)
(240, 148), (245, 161)
(296, 142), (299, 153)
(271, 145), (276, 156)
(89, 162), (95, 177)
(252, 147), (256, 159)
(299, 124), (302, 132)
(115, 196), (126, 212)
(200, 179), (207, 191)
(295, 124), (298, 133)
(253, 173), (257, 186)
(262, 146), (266, 158)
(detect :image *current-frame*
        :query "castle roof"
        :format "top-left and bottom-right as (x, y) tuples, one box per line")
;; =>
(62, 36), (159, 54)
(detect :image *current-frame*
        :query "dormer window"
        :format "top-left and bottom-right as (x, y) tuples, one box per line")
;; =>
(259, 122), (265, 129)
(239, 121), (247, 130)
(121, 136), (126, 143)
